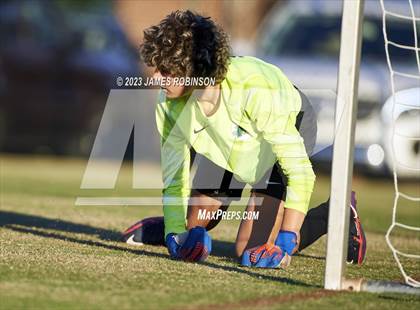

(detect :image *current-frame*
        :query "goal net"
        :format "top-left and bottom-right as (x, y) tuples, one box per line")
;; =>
(380, 0), (420, 288)
(324, 0), (420, 293)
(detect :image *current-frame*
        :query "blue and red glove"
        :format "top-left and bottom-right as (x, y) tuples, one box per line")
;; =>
(241, 243), (285, 268)
(180, 226), (211, 262)
(165, 226), (212, 262)
(275, 230), (298, 256)
(165, 233), (183, 259)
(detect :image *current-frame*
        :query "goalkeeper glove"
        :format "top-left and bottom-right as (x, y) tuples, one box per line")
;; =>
(275, 230), (298, 256)
(241, 243), (285, 268)
(165, 233), (181, 259)
(179, 226), (211, 262)
(165, 227), (212, 262)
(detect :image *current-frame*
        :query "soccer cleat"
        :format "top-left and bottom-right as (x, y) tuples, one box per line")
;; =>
(121, 216), (165, 246)
(241, 244), (285, 268)
(347, 191), (367, 265)
(179, 226), (212, 262)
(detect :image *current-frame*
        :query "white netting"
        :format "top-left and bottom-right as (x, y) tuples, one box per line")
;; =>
(380, 0), (420, 288)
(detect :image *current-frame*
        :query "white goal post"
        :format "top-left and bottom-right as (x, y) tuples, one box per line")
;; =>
(324, 0), (420, 295)
(324, 0), (365, 291)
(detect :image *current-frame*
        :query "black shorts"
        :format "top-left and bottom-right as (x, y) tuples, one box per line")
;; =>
(191, 151), (288, 201)
(190, 88), (317, 202)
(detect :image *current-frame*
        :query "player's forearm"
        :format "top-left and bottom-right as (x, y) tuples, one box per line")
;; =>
(275, 149), (316, 214)
(264, 121), (316, 214)
(160, 134), (191, 236)
(161, 159), (190, 237)
(280, 208), (305, 233)
(162, 191), (188, 236)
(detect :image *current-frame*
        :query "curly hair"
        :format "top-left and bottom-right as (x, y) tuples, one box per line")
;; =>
(140, 10), (231, 84)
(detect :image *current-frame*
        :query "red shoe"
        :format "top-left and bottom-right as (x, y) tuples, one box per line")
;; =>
(347, 192), (367, 265)
(121, 216), (165, 246)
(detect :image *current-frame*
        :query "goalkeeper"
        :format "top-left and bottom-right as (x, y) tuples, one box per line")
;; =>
(124, 10), (366, 267)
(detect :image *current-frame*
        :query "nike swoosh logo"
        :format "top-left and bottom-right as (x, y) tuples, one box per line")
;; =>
(194, 126), (208, 134)
(126, 235), (144, 246)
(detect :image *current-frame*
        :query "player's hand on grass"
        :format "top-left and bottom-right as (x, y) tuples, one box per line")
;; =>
(165, 227), (212, 262)
(275, 230), (298, 256)
(165, 233), (184, 259)
(179, 226), (212, 262)
(274, 231), (298, 268)
(241, 243), (285, 268)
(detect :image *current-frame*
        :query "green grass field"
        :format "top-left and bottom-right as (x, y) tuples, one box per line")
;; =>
(1, 154), (419, 309)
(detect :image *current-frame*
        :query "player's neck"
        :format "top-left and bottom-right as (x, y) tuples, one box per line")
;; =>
(196, 84), (221, 117)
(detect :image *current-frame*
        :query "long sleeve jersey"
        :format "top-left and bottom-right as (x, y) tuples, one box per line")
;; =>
(156, 56), (316, 236)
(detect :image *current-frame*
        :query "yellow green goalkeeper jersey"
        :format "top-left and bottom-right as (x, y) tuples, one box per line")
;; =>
(156, 56), (316, 236)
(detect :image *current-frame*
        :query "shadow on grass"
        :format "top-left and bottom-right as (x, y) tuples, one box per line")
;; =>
(0, 210), (316, 288)
(7, 225), (169, 260)
(211, 240), (237, 258)
(0, 210), (235, 256)
(295, 253), (325, 261)
(0, 210), (122, 241)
